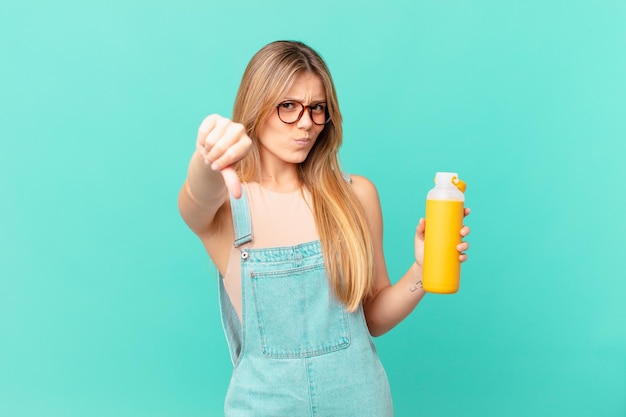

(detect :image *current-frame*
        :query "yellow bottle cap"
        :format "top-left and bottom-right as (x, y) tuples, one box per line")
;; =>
(451, 176), (466, 193)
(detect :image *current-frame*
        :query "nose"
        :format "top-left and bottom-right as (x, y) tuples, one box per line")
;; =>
(296, 107), (314, 129)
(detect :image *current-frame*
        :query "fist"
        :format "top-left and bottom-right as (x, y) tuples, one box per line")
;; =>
(196, 114), (252, 198)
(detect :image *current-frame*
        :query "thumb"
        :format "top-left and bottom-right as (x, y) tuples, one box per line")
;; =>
(220, 166), (242, 199)
(416, 218), (425, 240)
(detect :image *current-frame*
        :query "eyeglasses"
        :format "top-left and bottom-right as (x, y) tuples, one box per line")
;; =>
(276, 100), (331, 125)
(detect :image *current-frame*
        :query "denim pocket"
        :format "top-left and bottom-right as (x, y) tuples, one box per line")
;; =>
(250, 263), (350, 359)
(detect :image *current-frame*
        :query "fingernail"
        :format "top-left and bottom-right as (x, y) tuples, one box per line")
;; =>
(211, 162), (219, 171)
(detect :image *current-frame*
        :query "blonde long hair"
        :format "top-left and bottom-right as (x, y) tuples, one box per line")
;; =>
(232, 41), (374, 312)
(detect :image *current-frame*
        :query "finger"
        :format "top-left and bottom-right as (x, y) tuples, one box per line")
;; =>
(196, 115), (219, 153)
(459, 253), (468, 263)
(220, 166), (242, 199)
(460, 226), (471, 237)
(210, 134), (252, 171)
(203, 118), (234, 159)
(464, 207), (471, 217)
(206, 122), (246, 164)
(198, 117), (231, 165)
(457, 241), (470, 252)
(415, 218), (425, 238)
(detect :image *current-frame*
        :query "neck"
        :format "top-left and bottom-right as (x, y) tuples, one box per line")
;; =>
(259, 174), (301, 193)
(255, 145), (307, 192)
(259, 164), (302, 193)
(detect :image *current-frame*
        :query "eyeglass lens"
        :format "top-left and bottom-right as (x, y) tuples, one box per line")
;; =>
(277, 101), (329, 125)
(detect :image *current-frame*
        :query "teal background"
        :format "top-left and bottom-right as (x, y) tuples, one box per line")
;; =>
(1, 0), (625, 416)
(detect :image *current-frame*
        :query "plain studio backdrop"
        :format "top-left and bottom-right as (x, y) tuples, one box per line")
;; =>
(1, 1), (624, 416)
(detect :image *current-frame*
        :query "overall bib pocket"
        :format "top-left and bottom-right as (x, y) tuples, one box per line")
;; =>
(250, 262), (350, 359)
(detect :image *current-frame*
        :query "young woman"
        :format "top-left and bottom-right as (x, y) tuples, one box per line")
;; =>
(178, 40), (470, 416)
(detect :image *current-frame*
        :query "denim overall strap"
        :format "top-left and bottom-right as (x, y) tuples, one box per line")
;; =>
(218, 187), (253, 366)
(229, 188), (253, 247)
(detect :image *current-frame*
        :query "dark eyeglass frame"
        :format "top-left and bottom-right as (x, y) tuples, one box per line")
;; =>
(275, 100), (331, 125)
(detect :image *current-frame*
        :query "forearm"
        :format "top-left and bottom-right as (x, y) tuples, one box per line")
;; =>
(178, 151), (228, 232)
(364, 262), (426, 337)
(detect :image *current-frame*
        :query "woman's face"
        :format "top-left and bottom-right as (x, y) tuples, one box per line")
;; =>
(256, 71), (327, 168)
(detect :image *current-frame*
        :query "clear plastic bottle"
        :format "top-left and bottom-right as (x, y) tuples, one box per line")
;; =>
(422, 172), (466, 294)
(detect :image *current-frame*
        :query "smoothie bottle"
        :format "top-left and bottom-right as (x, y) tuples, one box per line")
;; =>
(422, 172), (466, 293)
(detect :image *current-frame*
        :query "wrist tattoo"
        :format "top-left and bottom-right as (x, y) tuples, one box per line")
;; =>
(410, 280), (423, 293)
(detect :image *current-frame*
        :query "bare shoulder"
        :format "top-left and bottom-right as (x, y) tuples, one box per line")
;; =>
(348, 174), (381, 205)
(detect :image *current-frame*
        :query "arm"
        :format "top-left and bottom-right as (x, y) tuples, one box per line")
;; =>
(178, 150), (228, 236)
(178, 114), (252, 236)
(352, 175), (470, 337)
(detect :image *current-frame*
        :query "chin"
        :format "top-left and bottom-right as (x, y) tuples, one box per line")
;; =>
(280, 149), (311, 164)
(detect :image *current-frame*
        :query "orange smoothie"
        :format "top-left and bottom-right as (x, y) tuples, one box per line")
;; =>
(423, 199), (464, 293)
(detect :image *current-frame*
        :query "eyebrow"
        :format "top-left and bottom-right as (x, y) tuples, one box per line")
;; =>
(281, 97), (327, 103)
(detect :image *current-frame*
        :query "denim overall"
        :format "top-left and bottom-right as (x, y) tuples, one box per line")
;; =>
(218, 188), (393, 416)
